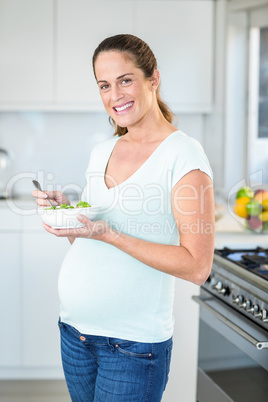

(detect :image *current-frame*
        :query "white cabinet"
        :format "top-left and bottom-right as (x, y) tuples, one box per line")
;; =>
(56, 0), (135, 106)
(0, 0), (214, 112)
(0, 206), (70, 378)
(0, 233), (21, 368)
(163, 280), (200, 402)
(56, 0), (214, 112)
(136, 0), (214, 113)
(22, 231), (69, 369)
(0, 0), (54, 104)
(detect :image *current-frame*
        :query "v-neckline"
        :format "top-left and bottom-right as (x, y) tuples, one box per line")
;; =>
(104, 130), (180, 191)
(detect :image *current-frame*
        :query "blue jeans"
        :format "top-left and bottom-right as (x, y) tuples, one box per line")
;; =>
(58, 319), (173, 402)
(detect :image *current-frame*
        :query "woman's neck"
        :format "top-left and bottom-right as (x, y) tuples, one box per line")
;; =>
(125, 105), (176, 144)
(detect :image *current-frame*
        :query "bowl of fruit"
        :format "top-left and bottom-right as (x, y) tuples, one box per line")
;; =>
(233, 187), (268, 233)
(38, 201), (102, 229)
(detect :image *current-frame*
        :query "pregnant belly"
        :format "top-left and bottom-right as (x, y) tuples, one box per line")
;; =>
(57, 239), (162, 330)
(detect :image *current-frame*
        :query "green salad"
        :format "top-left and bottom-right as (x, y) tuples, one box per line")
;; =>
(45, 201), (91, 210)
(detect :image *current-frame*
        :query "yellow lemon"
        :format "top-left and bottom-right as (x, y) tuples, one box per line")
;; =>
(236, 196), (251, 205)
(262, 199), (268, 211)
(259, 211), (268, 222)
(234, 196), (251, 218)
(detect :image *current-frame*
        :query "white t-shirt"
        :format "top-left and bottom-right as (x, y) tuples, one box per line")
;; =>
(58, 130), (213, 342)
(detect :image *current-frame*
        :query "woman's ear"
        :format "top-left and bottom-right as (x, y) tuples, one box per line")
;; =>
(150, 69), (160, 91)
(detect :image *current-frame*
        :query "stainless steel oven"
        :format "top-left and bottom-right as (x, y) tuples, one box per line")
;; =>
(193, 247), (268, 402)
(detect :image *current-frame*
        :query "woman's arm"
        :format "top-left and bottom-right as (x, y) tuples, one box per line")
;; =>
(43, 170), (215, 285)
(101, 170), (214, 285)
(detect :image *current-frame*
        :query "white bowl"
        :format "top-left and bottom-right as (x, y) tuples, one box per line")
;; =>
(37, 205), (102, 229)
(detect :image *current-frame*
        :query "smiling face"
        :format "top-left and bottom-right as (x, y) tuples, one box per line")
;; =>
(94, 51), (159, 130)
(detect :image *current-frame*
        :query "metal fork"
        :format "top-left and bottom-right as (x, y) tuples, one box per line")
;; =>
(32, 180), (54, 207)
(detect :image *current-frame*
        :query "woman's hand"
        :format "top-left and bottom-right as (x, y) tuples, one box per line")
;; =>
(42, 215), (112, 242)
(32, 190), (70, 208)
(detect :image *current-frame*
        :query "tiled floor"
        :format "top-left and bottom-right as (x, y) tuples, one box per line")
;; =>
(2, 370), (267, 402)
(0, 380), (70, 402)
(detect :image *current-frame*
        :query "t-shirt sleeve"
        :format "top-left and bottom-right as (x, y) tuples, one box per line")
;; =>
(171, 137), (213, 188)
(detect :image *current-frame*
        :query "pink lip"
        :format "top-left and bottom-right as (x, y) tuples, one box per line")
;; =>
(113, 101), (134, 114)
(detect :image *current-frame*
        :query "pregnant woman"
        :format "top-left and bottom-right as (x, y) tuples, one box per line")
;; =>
(32, 34), (215, 402)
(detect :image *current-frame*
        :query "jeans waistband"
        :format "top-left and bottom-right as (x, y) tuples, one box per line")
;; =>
(58, 318), (134, 346)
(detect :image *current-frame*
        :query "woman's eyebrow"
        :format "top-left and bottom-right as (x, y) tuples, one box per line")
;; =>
(117, 73), (134, 80)
(97, 73), (134, 84)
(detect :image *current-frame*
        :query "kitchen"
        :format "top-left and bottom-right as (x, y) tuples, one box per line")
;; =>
(0, 0), (267, 401)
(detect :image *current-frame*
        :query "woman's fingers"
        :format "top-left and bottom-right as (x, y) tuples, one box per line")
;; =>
(36, 198), (58, 207)
(77, 216), (110, 238)
(44, 190), (59, 199)
(42, 217), (110, 240)
(44, 191), (70, 206)
(42, 223), (88, 237)
(32, 189), (47, 199)
(32, 190), (63, 207)
(32, 190), (51, 207)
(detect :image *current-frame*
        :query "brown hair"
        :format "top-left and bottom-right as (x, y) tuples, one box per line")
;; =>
(92, 34), (175, 136)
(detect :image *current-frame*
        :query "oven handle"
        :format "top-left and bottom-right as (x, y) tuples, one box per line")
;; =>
(192, 295), (268, 350)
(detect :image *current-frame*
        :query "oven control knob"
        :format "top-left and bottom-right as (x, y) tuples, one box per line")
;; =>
(261, 309), (268, 323)
(213, 281), (229, 295)
(246, 302), (255, 313)
(212, 281), (222, 290)
(219, 286), (230, 296)
(242, 300), (251, 310)
(253, 306), (268, 321)
(232, 295), (244, 306)
(253, 305), (261, 318)
(210, 277), (217, 289)
(247, 304), (260, 315)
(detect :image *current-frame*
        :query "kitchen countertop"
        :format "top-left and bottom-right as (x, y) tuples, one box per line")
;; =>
(0, 195), (80, 211)
(215, 205), (268, 248)
(1, 197), (268, 248)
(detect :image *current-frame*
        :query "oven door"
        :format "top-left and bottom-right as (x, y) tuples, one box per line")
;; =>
(193, 289), (268, 402)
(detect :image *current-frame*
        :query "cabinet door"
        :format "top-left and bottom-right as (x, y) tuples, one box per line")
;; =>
(0, 233), (21, 367)
(22, 231), (70, 367)
(56, 0), (134, 105)
(0, 0), (53, 103)
(135, 0), (214, 113)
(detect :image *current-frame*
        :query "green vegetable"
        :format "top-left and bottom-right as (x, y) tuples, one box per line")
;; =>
(45, 205), (56, 210)
(44, 200), (91, 210)
(76, 201), (91, 208)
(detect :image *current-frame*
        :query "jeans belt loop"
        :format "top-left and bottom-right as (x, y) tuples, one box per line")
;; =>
(107, 337), (115, 351)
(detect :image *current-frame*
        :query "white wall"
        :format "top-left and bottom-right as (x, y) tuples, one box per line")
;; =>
(0, 112), (112, 197)
(0, 111), (217, 199)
